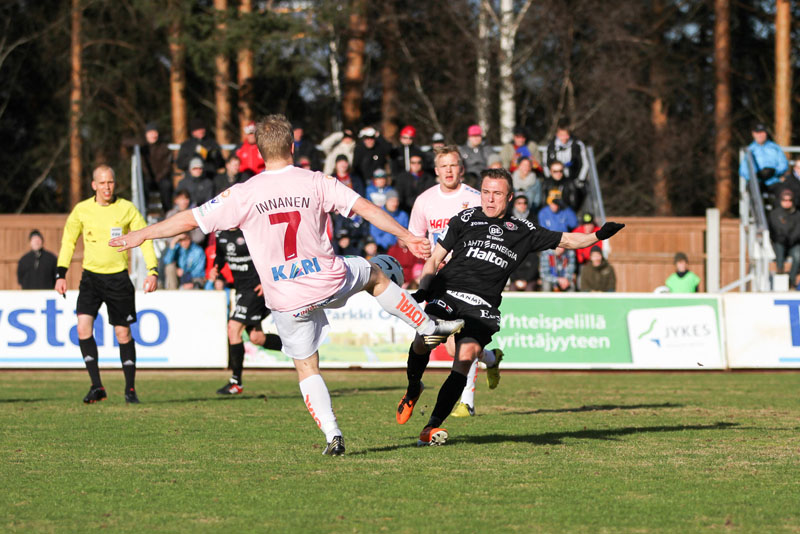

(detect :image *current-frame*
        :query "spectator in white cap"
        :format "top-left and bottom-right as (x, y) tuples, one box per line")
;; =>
(459, 124), (494, 185)
(353, 125), (391, 183)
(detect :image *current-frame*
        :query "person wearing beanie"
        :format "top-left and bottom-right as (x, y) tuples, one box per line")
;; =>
(390, 125), (424, 177)
(458, 124), (494, 185)
(17, 229), (57, 289)
(176, 156), (215, 208)
(370, 189), (409, 252)
(176, 117), (224, 176)
(665, 252), (701, 293)
(235, 121), (265, 177)
(579, 246), (616, 292)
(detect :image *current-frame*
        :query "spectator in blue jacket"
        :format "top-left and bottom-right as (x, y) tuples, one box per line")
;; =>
(365, 168), (394, 208)
(739, 123), (789, 190)
(371, 190), (409, 252)
(537, 190), (578, 233)
(163, 233), (206, 289)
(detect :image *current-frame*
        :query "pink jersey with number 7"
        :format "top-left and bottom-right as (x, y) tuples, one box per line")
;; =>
(192, 165), (361, 312)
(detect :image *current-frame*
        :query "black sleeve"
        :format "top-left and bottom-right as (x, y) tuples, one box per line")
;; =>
(438, 212), (465, 252)
(214, 233), (226, 271)
(529, 226), (562, 253)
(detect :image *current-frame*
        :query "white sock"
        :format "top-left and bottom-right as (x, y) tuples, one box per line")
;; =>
(374, 282), (436, 334)
(299, 374), (341, 442)
(480, 349), (496, 367)
(460, 359), (479, 407)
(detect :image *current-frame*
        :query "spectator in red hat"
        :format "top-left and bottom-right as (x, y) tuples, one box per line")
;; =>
(235, 121), (265, 178)
(459, 124), (494, 186)
(391, 125), (424, 177)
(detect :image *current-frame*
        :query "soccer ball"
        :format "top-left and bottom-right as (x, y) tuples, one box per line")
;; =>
(372, 254), (404, 286)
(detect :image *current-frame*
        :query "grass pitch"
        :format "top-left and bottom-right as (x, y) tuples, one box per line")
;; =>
(2, 370), (799, 533)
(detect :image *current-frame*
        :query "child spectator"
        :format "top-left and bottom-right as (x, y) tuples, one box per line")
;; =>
(665, 252), (701, 293)
(370, 190), (409, 252)
(572, 212), (602, 264)
(365, 168), (394, 208)
(580, 246), (616, 292)
(163, 233), (206, 289)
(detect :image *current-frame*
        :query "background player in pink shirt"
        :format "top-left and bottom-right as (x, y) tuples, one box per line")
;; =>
(406, 145), (494, 420)
(111, 114), (463, 456)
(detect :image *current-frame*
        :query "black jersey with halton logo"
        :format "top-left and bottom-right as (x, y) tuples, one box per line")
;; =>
(433, 208), (562, 306)
(214, 229), (260, 290)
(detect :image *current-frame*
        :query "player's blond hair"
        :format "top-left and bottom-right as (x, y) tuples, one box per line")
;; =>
(433, 144), (462, 168)
(255, 114), (293, 162)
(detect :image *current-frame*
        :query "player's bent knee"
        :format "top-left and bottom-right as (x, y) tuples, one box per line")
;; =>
(114, 326), (132, 344)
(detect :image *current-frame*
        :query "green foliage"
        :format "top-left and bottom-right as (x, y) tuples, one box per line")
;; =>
(2, 370), (799, 532)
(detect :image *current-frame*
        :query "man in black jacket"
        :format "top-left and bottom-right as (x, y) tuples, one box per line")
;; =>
(176, 118), (224, 178)
(17, 229), (57, 289)
(768, 189), (800, 287)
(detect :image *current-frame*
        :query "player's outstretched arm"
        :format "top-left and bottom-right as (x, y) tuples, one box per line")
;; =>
(559, 222), (625, 250)
(350, 197), (431, 259)
(109, 210), (198, 252)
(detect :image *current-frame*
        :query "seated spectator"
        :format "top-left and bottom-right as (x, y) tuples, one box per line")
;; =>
(540, 247), (576, 292)
(393, 153), (435, 214)
(17, 229), (57, 289)
(537, 190), (578, 233)
(390, 125), (424, 177)
(333, 229), (361, 256)
(572, 212), (602, 265)
(509, 252), (539, 291)
(546, 121), (589, 183)
(163, 233), (206, 289)
(322, 128), (357, 175)
(362, 236), (378, 260)
(738, 123), (789, 193)
(580, 246), (616, 292)
(542, 161), (584, 212)
(500, 125), (542, 173)
(332, 154), (365, 196)
(665, 252), (701, 293)
(214, 155), (245, 196)
(769, 159), (800, 206)
(768, 188), (800, 286)
(487, 154), (504, 169)
(141, 122), (174, 211)
(352, 126), (391, 182)
(371, 190), (409, 252)
(511, 194), (532, 221)
(176, 117), (224, 178)
(366, 168), (394, 208)
(235, 122), (265, 178)
(165, 189), (205, 246)
(176, 157), (215, 208)
(292, 122), (322, 171)
(512, 157), (543, 208)
(459, 124), (494, 184)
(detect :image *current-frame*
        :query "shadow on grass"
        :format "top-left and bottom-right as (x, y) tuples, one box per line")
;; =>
(330, 385), (405, 397)
(0, 398), (51, 403)
(502, 402), (684, 416)
(146, 385), (405, 404)
(351, 422), (739, 455)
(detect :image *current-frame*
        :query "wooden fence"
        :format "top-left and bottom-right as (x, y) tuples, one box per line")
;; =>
(0, 214), (743, 292)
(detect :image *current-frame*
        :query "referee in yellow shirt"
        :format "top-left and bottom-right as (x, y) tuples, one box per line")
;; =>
(55, 165), (159, 404)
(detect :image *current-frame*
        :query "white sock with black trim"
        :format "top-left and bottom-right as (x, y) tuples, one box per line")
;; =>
(299, 374), (341, 442)
(373, 282), (436, 334)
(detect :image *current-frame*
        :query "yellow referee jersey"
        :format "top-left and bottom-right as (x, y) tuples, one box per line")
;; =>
(57, 196), (158, 275)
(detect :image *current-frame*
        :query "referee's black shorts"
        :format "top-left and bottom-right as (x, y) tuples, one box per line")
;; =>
(424, 291), (501, 348)
(230, 286), (270, 326)
(77, 270), (137, 326)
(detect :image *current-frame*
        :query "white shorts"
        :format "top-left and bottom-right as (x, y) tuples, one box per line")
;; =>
(272, 256), (373, 360)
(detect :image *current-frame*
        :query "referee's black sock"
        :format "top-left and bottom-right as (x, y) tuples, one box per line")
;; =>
(79, 337), (102, 388)
(427, 370), (468, 428)
(229, 342), (244, 384)
(119, 341), (136, 391)
(260, 333), (283, 352)
(406, 344), (431, 398)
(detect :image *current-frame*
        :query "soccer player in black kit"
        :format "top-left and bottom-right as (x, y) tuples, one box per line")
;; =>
(399, 168), (625, 446)
(210, 228), (283, 395)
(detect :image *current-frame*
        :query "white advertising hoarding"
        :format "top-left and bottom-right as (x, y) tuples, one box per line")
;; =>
(0, 290), (227, 368)
(724, 293), (800, 368)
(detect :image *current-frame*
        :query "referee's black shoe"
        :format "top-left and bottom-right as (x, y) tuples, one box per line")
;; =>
(322, 435), (345, 456)
(83, 386), (107, 404)
(124, 388), (140, 404)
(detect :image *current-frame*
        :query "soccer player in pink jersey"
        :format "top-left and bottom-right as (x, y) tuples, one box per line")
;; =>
(401, 145), (498, 422)
(110, 114), (463, 456)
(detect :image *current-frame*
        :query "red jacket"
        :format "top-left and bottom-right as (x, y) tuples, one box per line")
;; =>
(572, 224), (602, 264)
(236, 142), (265, 175)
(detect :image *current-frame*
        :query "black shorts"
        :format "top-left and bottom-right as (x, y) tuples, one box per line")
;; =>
(424, 291), (501, 348)
(76, 270), (136, 326)
(230, 286), (270, 326)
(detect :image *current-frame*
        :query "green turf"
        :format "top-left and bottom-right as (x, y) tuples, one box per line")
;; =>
(2, 370), (799, 533)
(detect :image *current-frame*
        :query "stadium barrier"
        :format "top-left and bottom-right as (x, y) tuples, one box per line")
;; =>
(1, 290), (799, 369)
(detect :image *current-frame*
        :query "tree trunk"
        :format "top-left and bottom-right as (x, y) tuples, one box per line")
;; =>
(714, 0), (733, 215)
(169, 0), (187, 145)
(476, 2), (490, 138)
(214, 0), (231, 151)
(497, 0), (515, 144)
(237, 0), (254, 129)
(380, 2), (400, 142)
(69, 0), (83, 208)
(650, 0), (671, 216)
(775, 0), (791, 147)
(342, 0), (367, 129)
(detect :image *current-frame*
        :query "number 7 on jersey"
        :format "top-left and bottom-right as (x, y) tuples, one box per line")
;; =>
(269, 211), (301, 261)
